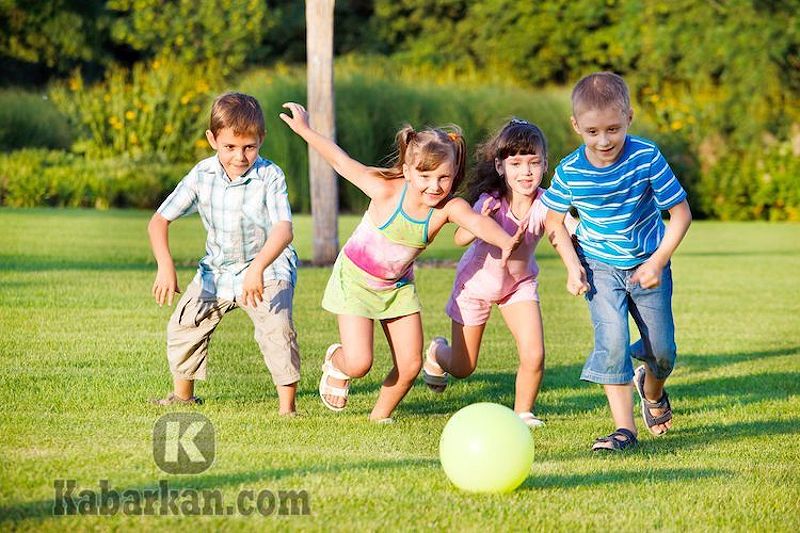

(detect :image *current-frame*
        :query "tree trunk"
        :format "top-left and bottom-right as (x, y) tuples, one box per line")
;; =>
(306, 0), (338, 265)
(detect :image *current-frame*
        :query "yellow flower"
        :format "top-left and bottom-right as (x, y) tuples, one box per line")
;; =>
(125, 110), (136, 120)
(670, 120), (683, 131)
(164, 124), (174, 134)
(180, 94), (191, 105)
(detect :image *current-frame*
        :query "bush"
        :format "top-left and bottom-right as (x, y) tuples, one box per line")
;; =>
(49, 58), (224, 161)
(0, 89), (73, 151)
(0, 149), (188, 209)
(698, 139), (800, 221)
(240, 67), (574, 213)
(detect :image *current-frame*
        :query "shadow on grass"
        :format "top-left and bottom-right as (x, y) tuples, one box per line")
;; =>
(0, 457), (437, 523)
(521, 467), (726, 491)
(294, 344), (800, 419)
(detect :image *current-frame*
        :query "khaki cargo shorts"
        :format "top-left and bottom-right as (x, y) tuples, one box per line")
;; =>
(166, 280), (300, 385)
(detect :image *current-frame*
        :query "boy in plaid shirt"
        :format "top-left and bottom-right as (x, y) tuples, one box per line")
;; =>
(148, 92), (300, 415)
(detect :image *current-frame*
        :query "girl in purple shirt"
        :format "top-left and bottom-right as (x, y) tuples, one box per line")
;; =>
(423, 119), (575, 427)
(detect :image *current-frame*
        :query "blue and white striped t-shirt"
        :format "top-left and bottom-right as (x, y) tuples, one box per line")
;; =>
(158, 155), (298, 300)
(541, 135), (686, 268)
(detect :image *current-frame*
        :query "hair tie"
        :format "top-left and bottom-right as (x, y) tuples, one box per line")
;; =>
(448, 132), (460, 142)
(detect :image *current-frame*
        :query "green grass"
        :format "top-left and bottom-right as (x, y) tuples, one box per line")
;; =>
(1, 208), (799, 531)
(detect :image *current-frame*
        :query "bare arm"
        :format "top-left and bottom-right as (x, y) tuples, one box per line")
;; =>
(545, 208), (589, 296)
(241, 221), (293, 307)
(148, 213), (179, 306)
(446, 198), (524, 266)
(631, 199), (692, 288)
(453, 197), (500, 246)
(279, 102), (390, 200)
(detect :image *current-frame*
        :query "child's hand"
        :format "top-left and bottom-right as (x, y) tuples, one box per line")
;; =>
(480, 197), (500, 217)
(631, 258), (664, 289)
(566, 267), (589, 296)
(241, 267), (265, 308)
(152, 267), (180, 307)
(499, 219), (528, 267)
(279, 102), (310, 134)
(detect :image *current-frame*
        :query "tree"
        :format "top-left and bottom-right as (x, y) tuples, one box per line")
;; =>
(306, 0), (339, 265)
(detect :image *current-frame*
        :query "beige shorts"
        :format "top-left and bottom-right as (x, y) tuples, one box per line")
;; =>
(166, 280), (300, 385)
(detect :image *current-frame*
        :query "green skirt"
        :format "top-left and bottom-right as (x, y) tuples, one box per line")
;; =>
(321, 252), (422, 319)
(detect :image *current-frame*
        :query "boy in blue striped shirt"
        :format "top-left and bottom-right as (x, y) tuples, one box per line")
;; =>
(148, 92), (301, 415)
(543, 72), (692, 451)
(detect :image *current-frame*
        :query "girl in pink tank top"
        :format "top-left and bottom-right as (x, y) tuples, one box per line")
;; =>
(281, 103), (526, 422)
(423, 118), (576, 428)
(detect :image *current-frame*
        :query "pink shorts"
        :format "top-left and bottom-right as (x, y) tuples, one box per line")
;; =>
(446, 276), (539, 326)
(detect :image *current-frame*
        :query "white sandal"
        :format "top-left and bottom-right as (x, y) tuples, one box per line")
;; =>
(422, 337), (449, 393)
(518, 412), (545, 428)
(319, 343), (350, 412)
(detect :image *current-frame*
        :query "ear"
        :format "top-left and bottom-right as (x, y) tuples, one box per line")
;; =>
(570, 116), (581, 136)
(205, 130), (218, 150)
(626, 108), (634, 126)
(402, 163), (411, 181)
(494, 157), (504, 176)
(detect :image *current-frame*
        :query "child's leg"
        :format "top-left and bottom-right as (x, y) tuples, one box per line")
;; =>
(592, 384), (637, 450)
(241, 280), (302, 415)
(371, 313), (424, 420)
(629, 264), (677, 435)
(322, 314), (375, 409)
(433, 321), (486, 378)
(276, 383), (297, 415)
(160, 282), (234, 402)
(498, 300), (544, 414)
(173, 378), (195, 401)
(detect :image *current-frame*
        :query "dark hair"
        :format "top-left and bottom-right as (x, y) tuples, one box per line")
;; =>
(209, 92), (265, 138)
(377, 124), (467, 196)
(462, 118), (548, 204)
(571, 71), (631, 115)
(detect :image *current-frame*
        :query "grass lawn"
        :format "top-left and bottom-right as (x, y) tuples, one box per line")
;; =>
(1, 208), (799, 531)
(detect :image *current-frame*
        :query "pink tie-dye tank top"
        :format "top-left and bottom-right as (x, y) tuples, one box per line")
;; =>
(342, 184), (433, 289)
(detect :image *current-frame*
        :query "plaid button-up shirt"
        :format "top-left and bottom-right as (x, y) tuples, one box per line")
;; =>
(158, 155), (298, 300)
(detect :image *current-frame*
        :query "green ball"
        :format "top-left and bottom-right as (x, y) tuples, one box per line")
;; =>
(439, 402), (534, 493)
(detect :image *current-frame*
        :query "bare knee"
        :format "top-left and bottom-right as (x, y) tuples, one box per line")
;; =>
(338, 346), (373, 378)
(519, 349), (545, 375)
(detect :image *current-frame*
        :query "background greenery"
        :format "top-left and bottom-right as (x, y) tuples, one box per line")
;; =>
(1, 210), (798, 530)
(0, 0), (797, 218)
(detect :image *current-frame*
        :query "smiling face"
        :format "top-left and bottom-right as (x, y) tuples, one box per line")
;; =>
(496, 152), (545, 199)
(571, 106), (633, 168)
(403, 159), (456, 208)
(205, 127), (263, 179)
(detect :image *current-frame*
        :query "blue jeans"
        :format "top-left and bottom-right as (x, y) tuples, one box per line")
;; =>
(580, 257), (677, 385)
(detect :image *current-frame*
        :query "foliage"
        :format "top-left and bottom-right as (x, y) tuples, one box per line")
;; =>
(49, 58), (224, 161)
(106, 0), (267, 75)
(0, 89), (73, 151)
(697, 135), (800, 221)
(240, 66), (574, 213)
(0, 149), (186, 208)
(0, 0), (108, 74)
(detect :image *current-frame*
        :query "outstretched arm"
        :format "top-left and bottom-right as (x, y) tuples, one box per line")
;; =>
(453, 196), (500, 246)
(545, 208), (589, 296)
(279, 102), (389, 199)
(446, 197), (524, 266)
(148, 213), (180, 306)
(631, 199), (692, 288)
